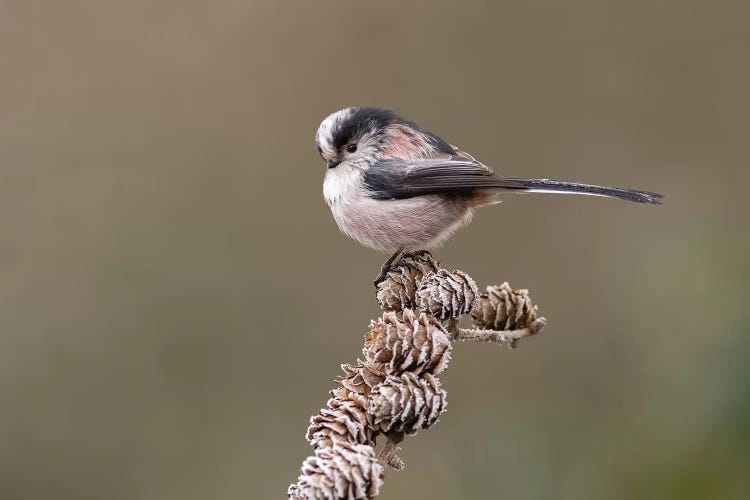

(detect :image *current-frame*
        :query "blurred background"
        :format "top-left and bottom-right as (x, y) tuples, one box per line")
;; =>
(1, 1), (748, 499)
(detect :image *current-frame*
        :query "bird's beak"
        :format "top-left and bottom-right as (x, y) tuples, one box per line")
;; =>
(327, 159), (341, 169)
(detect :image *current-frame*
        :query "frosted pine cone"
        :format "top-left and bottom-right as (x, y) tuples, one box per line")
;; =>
(288, 442), (383, 499)
(471, 283), (546, 334)
(330, 385), (369, 409)
(416, 269), (478, 319)
(336, 362), (387, 398)
(306, 397), (374, 449)
(376, 252), (439, 311)
(369, 373), (447, 435)
(364, 309), (451, 376)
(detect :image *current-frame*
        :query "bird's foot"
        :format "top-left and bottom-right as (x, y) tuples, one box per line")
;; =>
(373, 263), (395, 286)
(373, 249), (405, 286)
(409, 250), (433, 260)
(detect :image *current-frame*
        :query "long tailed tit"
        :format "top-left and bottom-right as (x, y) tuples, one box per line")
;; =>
(315, 107), (662, 280)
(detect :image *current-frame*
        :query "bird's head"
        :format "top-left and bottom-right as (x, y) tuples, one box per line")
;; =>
(315, 107), (455, 171)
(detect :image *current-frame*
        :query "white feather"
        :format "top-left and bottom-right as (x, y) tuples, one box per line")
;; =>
(524, 189), (611, 198)
(316, 107), (357, 156)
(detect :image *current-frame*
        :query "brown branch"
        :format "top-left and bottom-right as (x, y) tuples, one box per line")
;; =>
(377, 433), (404, 470)
(288, 253), (547, 499)
(456, 322), (546, 348)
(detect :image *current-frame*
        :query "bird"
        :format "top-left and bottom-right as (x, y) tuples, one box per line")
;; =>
(315, 107), (663, 282)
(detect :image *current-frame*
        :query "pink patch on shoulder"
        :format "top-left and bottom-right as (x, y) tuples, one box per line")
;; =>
(384, 126), (425, 159)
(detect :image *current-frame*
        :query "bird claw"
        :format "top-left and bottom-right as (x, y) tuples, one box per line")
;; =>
(373, 266), (391, 286)
(373, 249), (406, 287)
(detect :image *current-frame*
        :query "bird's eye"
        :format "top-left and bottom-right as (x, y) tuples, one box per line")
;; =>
(346, 143), (357, 153)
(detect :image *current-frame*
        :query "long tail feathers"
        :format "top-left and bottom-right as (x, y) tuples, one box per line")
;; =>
(496, 178), (663, 204)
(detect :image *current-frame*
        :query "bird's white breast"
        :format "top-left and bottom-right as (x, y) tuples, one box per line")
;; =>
(323, 166), (473, 253)
(323, 166), (362, 207)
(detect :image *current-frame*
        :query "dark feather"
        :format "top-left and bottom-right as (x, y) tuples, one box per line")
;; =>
(363, 158), (663, 204)
(331, 107), (455, 154)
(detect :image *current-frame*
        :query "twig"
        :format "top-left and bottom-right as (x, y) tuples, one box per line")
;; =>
(456, 325), (544, 348)
(377, 433), (404, 470)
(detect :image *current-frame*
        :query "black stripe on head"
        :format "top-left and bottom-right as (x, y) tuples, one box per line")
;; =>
(331, 108), (397, 151)
(332, 107), (455, 155)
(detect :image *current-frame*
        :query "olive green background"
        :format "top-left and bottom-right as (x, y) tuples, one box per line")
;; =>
(1, 1), (748, 499)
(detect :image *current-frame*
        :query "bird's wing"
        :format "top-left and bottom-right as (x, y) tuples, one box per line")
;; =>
(362, 155), (509, 200)
(448, 146), (489, 167)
